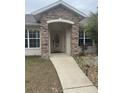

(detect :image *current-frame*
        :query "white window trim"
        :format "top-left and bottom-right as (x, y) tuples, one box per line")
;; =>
(25, 29), (41, 49)
(28, 29), (30, 48)
(79, 30), (93, 46)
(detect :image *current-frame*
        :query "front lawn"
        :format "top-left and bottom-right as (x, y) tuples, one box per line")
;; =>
(25, 56), (63, 93)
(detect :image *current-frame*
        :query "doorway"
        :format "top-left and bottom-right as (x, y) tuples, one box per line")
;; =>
(51, 30), (66, 53)
(48, 22), (72, 55)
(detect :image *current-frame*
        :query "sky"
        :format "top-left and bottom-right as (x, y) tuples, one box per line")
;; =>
(25, 0), (97, 15)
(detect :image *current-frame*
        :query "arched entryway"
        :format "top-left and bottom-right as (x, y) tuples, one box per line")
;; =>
(47, 18), (74, 55)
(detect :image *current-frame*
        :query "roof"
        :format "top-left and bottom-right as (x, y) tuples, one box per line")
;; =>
(80, 17), (89, 27)
(32, 0), (87, 17)
(25, 14), (40, 26)
(26, 0), (88, 26)
(25, 14), (36, 23)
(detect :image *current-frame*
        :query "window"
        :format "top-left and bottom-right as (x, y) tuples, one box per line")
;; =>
(25, 29), (40, 48)
(79, 30), (93, 46)
(25, 30), (28, 48)
(29, 30), (40, 48)
(79, 38), (93, 46)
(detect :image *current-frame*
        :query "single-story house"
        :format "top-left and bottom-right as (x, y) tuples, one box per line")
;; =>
(25, 0), (96, 58)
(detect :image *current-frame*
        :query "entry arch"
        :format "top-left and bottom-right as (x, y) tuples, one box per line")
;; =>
(48, 19), (73, 55)
(47, 18), (74, 24)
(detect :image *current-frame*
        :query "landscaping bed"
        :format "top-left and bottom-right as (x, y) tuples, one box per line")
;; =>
(25, 56), (63, 93)
(74, 55), (98, 88)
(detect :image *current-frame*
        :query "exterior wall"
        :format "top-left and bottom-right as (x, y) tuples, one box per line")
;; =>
(40, 24), (49, 58)
(25, 48), (41, 56)
(71, 24), (80, 55)
(38, 5), (84, 58)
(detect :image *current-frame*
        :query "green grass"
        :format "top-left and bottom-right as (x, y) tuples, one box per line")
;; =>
(25, 56), (63, 93)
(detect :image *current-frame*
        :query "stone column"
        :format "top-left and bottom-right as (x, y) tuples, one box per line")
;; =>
(40, 23), (49, 59)
(71, 24), (80, 55)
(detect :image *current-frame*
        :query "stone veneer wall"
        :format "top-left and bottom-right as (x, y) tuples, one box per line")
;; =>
(38, 5), (84, 58)
(71, 24), (80, 55)
(40, 23), (49, 59)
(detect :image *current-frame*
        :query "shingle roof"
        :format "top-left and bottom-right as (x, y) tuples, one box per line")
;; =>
(25, 14), (36, 23)
(25, 14), (40, 26)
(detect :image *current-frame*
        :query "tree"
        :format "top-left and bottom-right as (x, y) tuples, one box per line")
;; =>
(82, 12), (98, 54)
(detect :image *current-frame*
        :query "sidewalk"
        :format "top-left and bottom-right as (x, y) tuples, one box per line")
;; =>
(50, 54), (97, 93)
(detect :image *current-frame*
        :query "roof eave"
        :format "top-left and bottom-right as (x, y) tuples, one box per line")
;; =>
(25, 23), (40, 26)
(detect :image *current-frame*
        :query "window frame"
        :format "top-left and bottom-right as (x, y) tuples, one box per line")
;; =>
(79, 30), (93, 46)
(25, 29), (41, 49)
(25, 29), (28, 48)
(79, 37), (93, 46)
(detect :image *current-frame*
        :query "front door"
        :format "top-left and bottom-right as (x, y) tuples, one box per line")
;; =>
(51, 31), (61, 53)
(51, 31), (65, 53)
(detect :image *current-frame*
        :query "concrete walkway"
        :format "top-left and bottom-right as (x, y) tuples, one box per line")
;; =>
(50, 54), (97, 93)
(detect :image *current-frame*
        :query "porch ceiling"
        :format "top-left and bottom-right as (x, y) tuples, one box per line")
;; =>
(48, 22), (72, 31)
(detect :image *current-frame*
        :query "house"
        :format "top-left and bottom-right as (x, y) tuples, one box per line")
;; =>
(25, 0), (96, 58)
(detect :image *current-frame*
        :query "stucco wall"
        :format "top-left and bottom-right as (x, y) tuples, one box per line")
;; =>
(25, 48), (41, 56)
(66, 28), (71, 55)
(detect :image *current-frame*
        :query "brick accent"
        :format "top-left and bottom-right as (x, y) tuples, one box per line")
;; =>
(71, 24), (80, 55)
(39, 5), (84, 58)
(40, 23), (49, 58)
